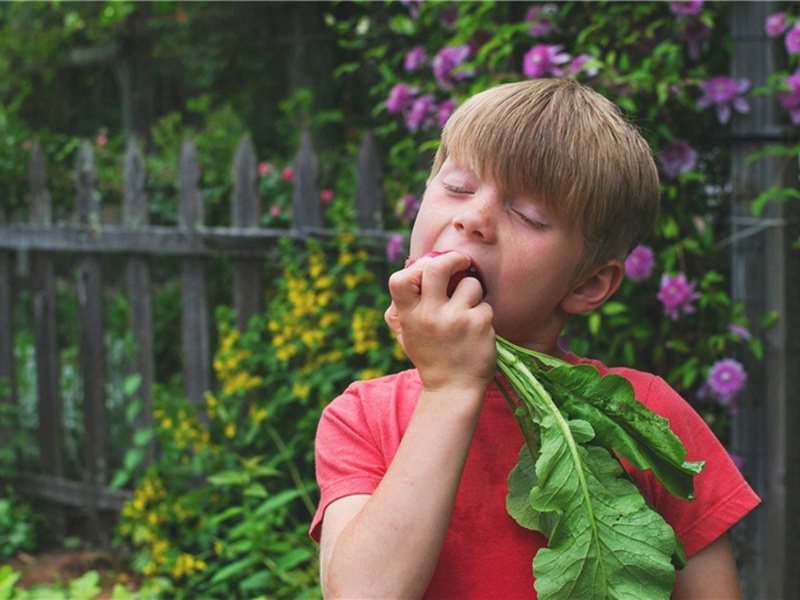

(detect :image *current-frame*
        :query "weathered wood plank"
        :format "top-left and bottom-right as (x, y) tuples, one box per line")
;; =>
(75, 142), (107, 485)
(29, 141), (62, 479)
(17, 473), (131, 512)
(179, 139), (210, 402)
(355, 132), (383, 230)
(123, 139), (155, 464)
(231, 135), (263, 329)
(292, 131), (320, 229)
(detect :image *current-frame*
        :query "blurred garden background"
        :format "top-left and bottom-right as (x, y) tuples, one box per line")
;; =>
(0, 1), (798, 598)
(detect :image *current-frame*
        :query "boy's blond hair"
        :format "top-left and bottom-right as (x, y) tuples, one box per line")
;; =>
(430, 78), (660, 280)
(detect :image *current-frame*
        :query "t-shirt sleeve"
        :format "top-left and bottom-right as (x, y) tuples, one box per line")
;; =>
(309, 383), (388, 543)
(628, 375), (760, 558)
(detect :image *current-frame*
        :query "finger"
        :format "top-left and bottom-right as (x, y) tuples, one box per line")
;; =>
(419, 252), (473, 300)
(448, 275), (485, 306)
(388, 267), (423, 312)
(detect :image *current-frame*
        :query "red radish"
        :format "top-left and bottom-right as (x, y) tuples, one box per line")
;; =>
(404, 251), (487, 298)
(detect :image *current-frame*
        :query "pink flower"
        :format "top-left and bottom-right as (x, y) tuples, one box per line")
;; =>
(404, 46), (427, 72)
(660, 139), (697, 179)
(320, 190), (334, 205)
(258, 161), (270, 177)
(525, 4), (558, 37)
(778, 68), (800, 124)
(679, 19), (710, 61)
(395, 194), (420, 224)
(786, 23), (800, 55)
(697, 76), (750, 124)
(269, 204), (281, 217)
(282, 167), (294, 183)
(657, 272), (700, 320)
(567, 53), (599, 77)
(707, 358), (747, 404)
(404, 94), (437, 132)
(523, 44), (570, 79)
(669, 1), (703, 17)
(624, 245), (655, 282)
(727, 323), (752, 341)
(766, 12), (789, 37)
(387, 83), (418, 114)
(386, 233), (405, 262)
(437, 99), (458, 127)
(432, 45), (473, 88)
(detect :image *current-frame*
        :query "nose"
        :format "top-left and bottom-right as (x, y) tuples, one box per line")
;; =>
(452, 191), (498, 243)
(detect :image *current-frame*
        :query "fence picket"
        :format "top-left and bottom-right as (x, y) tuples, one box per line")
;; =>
(123, 138), (156, 464)
(0, 251), (14, 462)
(75, 142), (108, 486)
(231, 135), (263, 330)
(29, 141), (63, 480)
(355, 132), (383, 230)
(179, 138), (210, 403)
(292, 130), (320, 230)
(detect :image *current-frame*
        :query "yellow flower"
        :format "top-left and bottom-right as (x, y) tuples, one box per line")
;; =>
(360, 368), (383, 381)
(225, 422), (237, 438)
(249, 404), (268, 424)
(292, 382), (311, 399)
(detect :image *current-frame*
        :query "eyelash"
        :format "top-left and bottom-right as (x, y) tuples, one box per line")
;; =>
(443, 182), (471, 194)
(512, 208), (546, 229)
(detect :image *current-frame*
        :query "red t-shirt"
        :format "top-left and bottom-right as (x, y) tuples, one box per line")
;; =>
(310, 354), (760, 599)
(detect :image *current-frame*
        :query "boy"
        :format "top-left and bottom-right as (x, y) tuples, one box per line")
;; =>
(310, 78), (759, 598)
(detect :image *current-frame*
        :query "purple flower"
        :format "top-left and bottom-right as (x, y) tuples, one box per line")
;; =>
(386, 233), (405, 263)
(778, 68), (800, 125)
(697, 76), (751, 124)
(523, 44), (571, 79)
(727, 323), (752, 341)
(728, 452), (744, 471)
(400, 0), (423, 19)
(437, 99), (458, 127)
(657, 272), (700, 320)
(432, 45), (473, 88)
(525, 4), (558, 37)
(404, 94), (437, 131)
(395, 194), (420, 224)
(440, 4), (459, 29)
(786, 23), (800, 55)
(624, 245), (655, 282)
(567, 53), (599, 77)
(386, 83), (418, 114)
(404, 46), (427, 72)
(679, 19), (710, 61)
(660, 139), (697, 179)
(707, 358), (747, 404)
(766, 12), (789, 37)
(669, 0), (703, 17)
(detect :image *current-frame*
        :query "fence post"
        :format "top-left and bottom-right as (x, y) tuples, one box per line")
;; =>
(0, 249), (15, 470)
(730, 2), (800, 597)
(292, 130), (320, 230)
(178, 138), (210, 403)
(29, 141), (63, 481)
(354, 132), (383, 231)
(75, 142), (108, 487)
(231, 134), (263, 330)
(123, 138), (156, 464)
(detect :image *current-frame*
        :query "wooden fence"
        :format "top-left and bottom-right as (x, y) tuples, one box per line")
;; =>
(0, 131), (389, 539)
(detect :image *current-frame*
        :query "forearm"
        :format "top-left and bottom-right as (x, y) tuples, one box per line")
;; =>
(322, 386), (485, 599)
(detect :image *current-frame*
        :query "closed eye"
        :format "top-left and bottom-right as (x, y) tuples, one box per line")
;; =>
(442, 182), (472, 194)
(512, 208), (547, 229)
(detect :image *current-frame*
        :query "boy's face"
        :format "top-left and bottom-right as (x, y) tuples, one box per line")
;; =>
(409, 157), (585, 352)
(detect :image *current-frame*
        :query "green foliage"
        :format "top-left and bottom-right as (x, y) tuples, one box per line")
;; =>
(117, 235), (409, 597)
(0, 493), (38, 559)
(497, 339), (701, 598)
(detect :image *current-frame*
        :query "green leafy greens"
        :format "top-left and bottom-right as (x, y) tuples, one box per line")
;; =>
(495, 337), (705, 600)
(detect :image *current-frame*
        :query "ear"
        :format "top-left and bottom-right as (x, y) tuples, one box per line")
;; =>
(560, 260), (624, 315)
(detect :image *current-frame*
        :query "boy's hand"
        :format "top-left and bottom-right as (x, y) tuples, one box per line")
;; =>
(385, 251), (496, 393)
